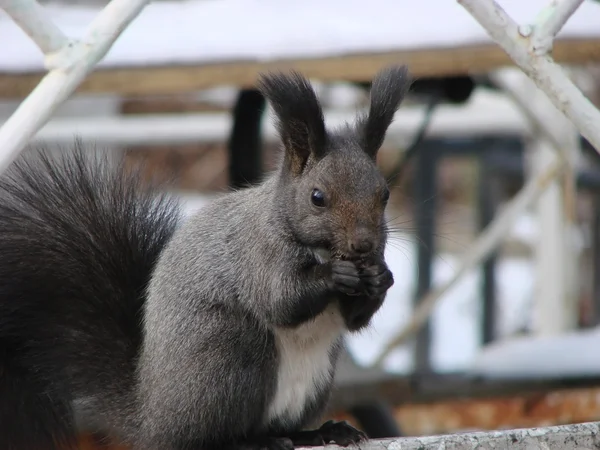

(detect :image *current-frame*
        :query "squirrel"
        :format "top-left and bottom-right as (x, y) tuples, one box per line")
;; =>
(0, 64), (411, 450)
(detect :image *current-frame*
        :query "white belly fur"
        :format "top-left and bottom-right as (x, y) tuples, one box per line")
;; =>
(266, 301), (345, 426)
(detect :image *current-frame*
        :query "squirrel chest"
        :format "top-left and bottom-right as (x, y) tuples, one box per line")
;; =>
(266, 302), (345, 426)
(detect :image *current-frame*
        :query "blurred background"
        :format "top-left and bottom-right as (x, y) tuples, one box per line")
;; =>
(3, 0), (600, 447)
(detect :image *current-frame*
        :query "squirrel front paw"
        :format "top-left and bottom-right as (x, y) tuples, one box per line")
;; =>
(359, 261), (394, 298)
(330, 260), (362, 295)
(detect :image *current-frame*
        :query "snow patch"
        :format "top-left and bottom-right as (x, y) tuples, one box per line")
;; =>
(1, 0), (599, 72)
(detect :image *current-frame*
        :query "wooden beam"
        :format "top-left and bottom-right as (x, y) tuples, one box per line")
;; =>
(390, 385), (600, 436)
(1, 38), (599, 98)
(328, 369), (600, 437)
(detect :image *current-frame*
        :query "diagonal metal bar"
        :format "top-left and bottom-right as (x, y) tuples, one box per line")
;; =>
(0, 0), (151, 174)
(0, 0), (68, 55)
(457, 0), (600, 154)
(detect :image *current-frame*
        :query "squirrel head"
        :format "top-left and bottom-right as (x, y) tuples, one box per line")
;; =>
(258, 65), (411, 262)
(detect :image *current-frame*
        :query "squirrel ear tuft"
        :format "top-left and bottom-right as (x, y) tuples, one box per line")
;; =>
(356, 65), (411, 159)
(257, 71), (327, 175)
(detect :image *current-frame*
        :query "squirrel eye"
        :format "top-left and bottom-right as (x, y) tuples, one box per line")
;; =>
(382, 187), (390, 203)
(311, 188), (326, 207)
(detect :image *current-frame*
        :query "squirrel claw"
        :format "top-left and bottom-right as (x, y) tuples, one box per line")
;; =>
(360, 263), (394, 298)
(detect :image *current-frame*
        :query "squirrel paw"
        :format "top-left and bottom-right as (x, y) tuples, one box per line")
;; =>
(330, 260), (362, 296)
(287, 420), (367, 447)
(360, 262), (394, 298)
(317, 420), (368, 446)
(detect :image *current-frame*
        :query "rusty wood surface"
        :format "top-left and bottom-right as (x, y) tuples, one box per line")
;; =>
(1, 38), (599, 98)
(329, 377), (600, 437)
(392, 385), (600, 436)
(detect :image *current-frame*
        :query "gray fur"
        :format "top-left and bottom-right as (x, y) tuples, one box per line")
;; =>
(136, 66), (411, 449)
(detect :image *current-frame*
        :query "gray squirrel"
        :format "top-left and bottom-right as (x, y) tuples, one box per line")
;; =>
(0, 64), (411, 450)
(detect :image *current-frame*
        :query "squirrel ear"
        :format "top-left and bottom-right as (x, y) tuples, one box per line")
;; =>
(257, 71), (327, 175)
(356, 65), (411, 159)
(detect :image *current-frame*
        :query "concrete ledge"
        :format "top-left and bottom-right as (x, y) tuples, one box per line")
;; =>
(306, 421), (600, 449)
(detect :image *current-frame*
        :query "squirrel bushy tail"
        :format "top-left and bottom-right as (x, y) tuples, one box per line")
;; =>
(0, 144), (180, 449)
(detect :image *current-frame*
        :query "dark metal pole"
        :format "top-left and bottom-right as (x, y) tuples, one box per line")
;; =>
(413, 142), (437, 374)
(478, 150), (499, 345)
(349, 401), (403, 438)
(227, 89), (266, 189)
(592, 195), (600, 326)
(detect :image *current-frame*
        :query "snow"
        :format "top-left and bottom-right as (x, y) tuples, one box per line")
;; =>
(1, 0), (600, 73)
(469, 328), (600, 379)
(179, 193), (544, 375)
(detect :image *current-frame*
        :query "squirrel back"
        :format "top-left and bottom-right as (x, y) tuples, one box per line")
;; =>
(0, 146), (180, 449)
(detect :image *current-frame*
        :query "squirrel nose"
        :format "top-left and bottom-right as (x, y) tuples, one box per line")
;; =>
(349, 239), (373, 255)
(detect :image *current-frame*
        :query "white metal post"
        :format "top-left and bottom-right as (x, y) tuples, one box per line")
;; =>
(493, 69), (580, 336)
(457, 0), (600, 154)
(0, 0), (151, 174)
(529, 109), (579, 335)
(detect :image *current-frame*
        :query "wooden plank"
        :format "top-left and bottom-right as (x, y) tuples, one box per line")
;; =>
(1, 38), (599, 98)
(329, 372), (600, 437)
(328, 373), (600, 413)
(391, 385), (600, 436)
